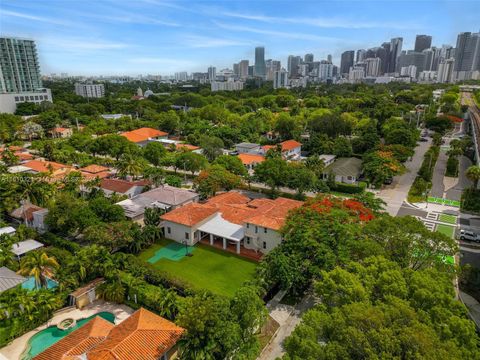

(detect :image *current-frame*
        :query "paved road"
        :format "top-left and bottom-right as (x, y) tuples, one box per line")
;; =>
(446, 155), (473, 200)
(376, 139), (431, 216)
(430, 146), (447, 198)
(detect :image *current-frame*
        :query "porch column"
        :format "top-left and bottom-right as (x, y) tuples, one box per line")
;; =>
(236, 241), (240, 254)
(209, 233), (214, 245)
(222, 238), (226, 249)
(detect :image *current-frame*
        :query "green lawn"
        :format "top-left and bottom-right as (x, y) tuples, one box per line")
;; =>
(436, 224), (455, 239)
(139, 239), (258, 297)
(439, 214), (457, 225)
(428, 197), (461, 208)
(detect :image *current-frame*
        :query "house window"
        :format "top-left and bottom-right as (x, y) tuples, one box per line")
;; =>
(255, 226), (258, 234)
(263, 241), (267, 249)
(246, 237), (250, 244)
(264, 227), (267, 234)
(347, 176), (353, 180)
(167, 227), (171, 234)
(185, 232), (189, 240)
(246, 223), (249, 229)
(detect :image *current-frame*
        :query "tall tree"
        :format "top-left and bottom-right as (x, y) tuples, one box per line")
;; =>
(18, 251), (59, 289)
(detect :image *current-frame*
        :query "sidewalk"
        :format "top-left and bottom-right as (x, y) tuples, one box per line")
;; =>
(460, 291), (480, 329)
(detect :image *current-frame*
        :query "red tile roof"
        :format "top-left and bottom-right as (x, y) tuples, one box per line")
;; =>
(23, 160), (71, 173)
(87, 308), (184, 360)
(15, 152), (34, 161)
(262, 140), (302, 153)
(0, 145), (23, 152)
(121, 127), (167, 143)
(10, 203), (46, 222)
(161, 202), (218, 226)
(176, 143), (200, 151)
(100, 178), (148, 193)
(33, 317), (114, 360)
(52, 127), (71, 133)
(237, 153), (265, 165)
(245, 197), (303, 230)
(80, 164), (111, 174)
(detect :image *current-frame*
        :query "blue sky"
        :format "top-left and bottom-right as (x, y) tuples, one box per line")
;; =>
(1, 0), (479, 75)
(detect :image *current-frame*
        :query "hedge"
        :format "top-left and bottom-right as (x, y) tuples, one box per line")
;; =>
(408, 144), (440, 203)
(40, 232), (81, 253)
(330, 182), (365, 194)
(445, 155), (459, 177)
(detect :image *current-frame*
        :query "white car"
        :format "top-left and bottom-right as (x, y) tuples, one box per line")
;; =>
(459, 230), (480, 243)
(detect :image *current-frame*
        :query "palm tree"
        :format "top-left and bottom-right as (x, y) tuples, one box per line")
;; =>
(17, 251), (59, 289)
(466, 165), (480, 189)
(97, 278), (125, 303)
(116, 153), (146, 180)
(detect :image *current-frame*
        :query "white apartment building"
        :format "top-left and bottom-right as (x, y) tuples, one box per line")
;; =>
(74, 83), (105, 98)
(0, 88), (52, 114)
(211, 80), (244, 92)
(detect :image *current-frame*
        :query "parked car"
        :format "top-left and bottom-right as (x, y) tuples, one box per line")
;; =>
(419, 137), (428, 142)
(459, 230), (480, 243)
(384, 177), (393, 185)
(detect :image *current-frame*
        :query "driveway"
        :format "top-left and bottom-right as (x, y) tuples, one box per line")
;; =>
(376, 139), (431, 216)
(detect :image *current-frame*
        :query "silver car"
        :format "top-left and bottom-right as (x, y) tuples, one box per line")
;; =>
(459, 230), (480, 243)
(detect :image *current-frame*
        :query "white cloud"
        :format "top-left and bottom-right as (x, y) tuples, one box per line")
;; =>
(128, 57), (195, 66)
(1, 9), (72, 26)
(219, 11), (416, 30)
(182, 35), (251, 48)
(40, 37), (129, 52)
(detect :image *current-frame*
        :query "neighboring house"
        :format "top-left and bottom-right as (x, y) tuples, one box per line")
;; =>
(50, 127), (73, 138)
(79, 164), (111, 180)
(237, 153), (265, 171)
(0, 267), (26, 293)
(10, 203), (49, 232)
(319, 154), (336, 167)
(160, 191), (303, 255)
(11, 239), (44, 258)
(0, 146), (33, 163)
(101, 113), (131, 120)
(33, 308), (185, 360)
(68, 278), (105, 309)
(116, 185), (199, 222)
(261, 139), (302, 160)
(22, 160), (73, 179)
(323, 157), (363, 184)
(121, 127), (168, 146)
(98, 178), (149, 198)
(235, 142), (262, 155)
(0, 226), (16, 236)
(175, 143), (203, 154)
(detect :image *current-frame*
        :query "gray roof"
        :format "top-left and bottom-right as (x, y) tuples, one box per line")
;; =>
(11, 239), (44, 256)
(117, 185), (198, 218)
(0, 267), (26, 293)
(236, 142), (260, 149)
(325, 157), (363, 177)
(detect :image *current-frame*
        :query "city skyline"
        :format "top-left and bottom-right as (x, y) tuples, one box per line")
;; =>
(1, 0), (479, 75)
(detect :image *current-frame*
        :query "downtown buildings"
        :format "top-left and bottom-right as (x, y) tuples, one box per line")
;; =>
(0, 37), (52, 113)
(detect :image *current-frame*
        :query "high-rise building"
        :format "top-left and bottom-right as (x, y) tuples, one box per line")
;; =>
(437, 58), (455, 83)
(207, 66), (216, 81)
(239, 60), (249, 79)
(75, 83), (105, 98)
(380, 42), (391, 74)
(400, 65), (417, 79)
(454, 31), (480, 80)
(356, 49), (366, 63)
(364, 57), (382, 77)
(273, 69), (289, 89)
(0, 37), (53, 113)
(327, 54), (333, 63)
(397, 51), (427, 76)
(233, 63), (240, 77)
(414, 35), (432, 52)
(254, 46), (266, 78)
(340, 51), (355, 75)
(304, 53), (314, 63)
(389, 37), (403, 73)
(266, 60), (281, 80)
(349, 66), (365, 83)
(287, 55), (302, 78)
(318, 61), (334, 81)
(0, 37), (43, 93)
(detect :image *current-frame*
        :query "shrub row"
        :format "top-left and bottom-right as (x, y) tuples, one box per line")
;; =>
(445, 155), (459, 177)
(408, 144), (440, 202)
(330, 181), (366, 194)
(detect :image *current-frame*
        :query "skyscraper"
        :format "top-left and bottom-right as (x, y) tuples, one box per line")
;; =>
(273, 69), (289, 89)
(287, 55), (302, 78)
(364, 57), (382, 77)
(454, 31), (480, 80)
(254, 47), (266, 78)
(414, 35), (432, 52)
(304, 53), (314, 63)
(207, 66), (216, 81)
(437, 58), (455, 83)
(340, 51), (355, 75)
(0, 37), (52, 113)
(356, 49), (366, 63)
(0, 37), (42, 93)
(239, 60), (249, 79)
(389, 37), (403, 74)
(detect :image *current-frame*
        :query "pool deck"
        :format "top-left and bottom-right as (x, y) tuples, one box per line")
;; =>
(0, 300), (134, 360)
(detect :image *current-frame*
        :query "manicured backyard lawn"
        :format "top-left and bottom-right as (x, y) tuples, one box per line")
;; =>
(139, 239), (258, 297)
(436, 224), (455, 239)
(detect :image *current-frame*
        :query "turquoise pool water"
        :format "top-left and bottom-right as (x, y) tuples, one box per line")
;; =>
(21, 276), (58, 290)
(22, 312), (115, 360)
(147, 242), (195, 263)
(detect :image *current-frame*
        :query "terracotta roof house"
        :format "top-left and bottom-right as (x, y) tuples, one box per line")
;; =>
(175, 143), (202, 154)
(261, 140), (302, 160)
(237, 153), (265, 171)
(10, 203), (49, 232)
(121, 127), (168, 146)
(161, 191), (303, 255)
(22, 160), (73, 179)
(33, 308), (184, 360)
(50, 127), (73, 138)
(98, 178), (149, 199)
(116, 185), (199, 222)
(79, 164), (111, 180)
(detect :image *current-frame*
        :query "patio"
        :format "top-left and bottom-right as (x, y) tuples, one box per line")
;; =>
(199, 236), (263, 261)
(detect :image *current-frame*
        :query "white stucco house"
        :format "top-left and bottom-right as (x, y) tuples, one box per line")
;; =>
(323, 157), (363, 184)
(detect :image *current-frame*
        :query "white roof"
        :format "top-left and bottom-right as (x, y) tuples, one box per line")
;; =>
(7, 165), (31, 173)
(11, 239), (44, 256)
(198, 213), (244, 242)
(0, 227), (16, 236)
(320, 154), (336, 162)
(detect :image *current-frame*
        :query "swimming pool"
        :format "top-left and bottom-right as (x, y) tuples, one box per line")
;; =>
(22, 311), (115, 360)
(21, 276), (58, 290)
